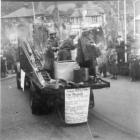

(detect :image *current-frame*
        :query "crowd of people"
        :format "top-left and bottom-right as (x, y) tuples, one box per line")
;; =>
(42, 27), (122, 80)
(98, 35), (140, 81)
(1, 25), (140, 82)
(1, 43), (17, 78)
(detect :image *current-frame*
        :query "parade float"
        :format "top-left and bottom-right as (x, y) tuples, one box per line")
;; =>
(128, 38), (140, 79)
(15, 23), (110, 125)
(14, 3), (110, 124)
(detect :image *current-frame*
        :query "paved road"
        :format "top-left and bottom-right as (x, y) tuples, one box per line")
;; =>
(94, 76), (140, 137)
(1, 78), (140, 140)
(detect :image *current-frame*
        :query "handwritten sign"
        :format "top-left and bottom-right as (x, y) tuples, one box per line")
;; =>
(65, 88), (90, 124)
(20, 69), (25, 91)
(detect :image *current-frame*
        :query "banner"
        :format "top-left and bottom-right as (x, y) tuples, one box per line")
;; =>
(65, 87), (90, 124)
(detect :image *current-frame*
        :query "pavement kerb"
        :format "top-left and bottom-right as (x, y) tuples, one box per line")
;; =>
(90, 109), (140, 139)
(0, 74), (16, 81)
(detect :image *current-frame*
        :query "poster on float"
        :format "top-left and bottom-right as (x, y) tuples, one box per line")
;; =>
(65, 87), (90, 124)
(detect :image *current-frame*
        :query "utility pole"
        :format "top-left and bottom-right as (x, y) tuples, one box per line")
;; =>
(54, 1), (60, 36)
(133, 0), (140, 39)
(117, 0), (120, 32)
(124, 0), (127, 43)
(32, 2), (36, 22)
(124, 0), (127, 63)
(134, 1), (136, 39)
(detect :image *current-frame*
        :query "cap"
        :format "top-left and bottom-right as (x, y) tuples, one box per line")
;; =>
(49, 29), (56, 34)
(81, 27), (89, 31)
(69, 32), (76, 37)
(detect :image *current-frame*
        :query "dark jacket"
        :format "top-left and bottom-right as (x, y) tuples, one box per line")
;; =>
(44, 48), (54, 70)
(57, 38), (75, 61)
(77, 35), (101, 63)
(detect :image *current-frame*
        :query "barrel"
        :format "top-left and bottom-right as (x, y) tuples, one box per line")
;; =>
(73, 68), (89, 83)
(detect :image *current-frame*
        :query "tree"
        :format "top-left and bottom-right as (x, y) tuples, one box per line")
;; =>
(37, 2), (45, 13)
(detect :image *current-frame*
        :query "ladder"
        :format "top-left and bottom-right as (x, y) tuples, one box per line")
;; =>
(21, 40), (51, 85)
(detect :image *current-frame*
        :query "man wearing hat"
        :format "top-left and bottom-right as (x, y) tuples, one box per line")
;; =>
(43, 30), (58, 78)
(48, 29), (59, 52)
(58, 32), (76, 61)
(77, 29), (101, 76)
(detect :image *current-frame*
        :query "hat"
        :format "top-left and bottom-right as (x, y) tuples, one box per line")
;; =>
(69, 32), (76, 37)
(49, 29), (56, 34)
(81, 27), (91, 34)
(81, 27), (89, 31)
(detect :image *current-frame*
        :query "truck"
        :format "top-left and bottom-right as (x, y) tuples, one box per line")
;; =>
(16, 25), (110, 124)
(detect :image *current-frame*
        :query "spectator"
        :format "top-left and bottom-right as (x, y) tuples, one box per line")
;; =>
(115, 36), (125, 64)
(98, 50), (107, 77)
(4, 45), (16, 74)
(130, 57), (139, 81)
(1, 56), (7, 78)
(109, 49), (118, 79)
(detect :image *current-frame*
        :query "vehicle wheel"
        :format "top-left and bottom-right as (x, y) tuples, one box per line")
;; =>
(16, 73), (21, 89)
(89, 90), (95, 108)
(30, 82), (43, 115)
(25, 79), (30, 89)
(30, 95), (41, 115)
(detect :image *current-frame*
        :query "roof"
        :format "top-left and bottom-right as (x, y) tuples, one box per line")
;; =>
(70, 9), (82, 17)
(86, 9), (100, 17)
(2, 7), (46, 19)
(70, 2), (104, 18)
(59, 10), (73, 17)
(46, 3), (76, 14)
(82, 2), (104, 15)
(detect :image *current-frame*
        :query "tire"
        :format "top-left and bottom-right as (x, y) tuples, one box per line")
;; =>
(89, 90), (95, 108)
(16, 73), (21, 89)
(25, 79), (30, 89)
(30, 82), (43, 115)
(16, 72), (30, 90)
(30, 95), (41, 115)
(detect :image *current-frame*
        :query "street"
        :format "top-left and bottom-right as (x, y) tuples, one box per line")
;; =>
(1, 77), (140, 140)
(1, 0), (140, 139)
(94, 76), (140, 137)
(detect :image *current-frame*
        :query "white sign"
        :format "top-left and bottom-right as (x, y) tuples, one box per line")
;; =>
(20, 69), (25, 91)
(65, 87), (90, 124)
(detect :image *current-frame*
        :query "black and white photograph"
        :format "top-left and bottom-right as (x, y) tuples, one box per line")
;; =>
(0, 0), (140, 140)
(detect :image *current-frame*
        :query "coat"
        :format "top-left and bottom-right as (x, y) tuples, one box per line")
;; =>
(77, 35), (101, 64)
(43, 48), (54, 70)
(57, 38), (75, 61)
(109, 50), (118, 74)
